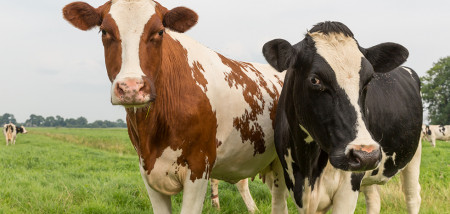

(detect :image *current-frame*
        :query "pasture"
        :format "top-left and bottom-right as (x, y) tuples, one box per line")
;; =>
(0, 128), (448, 213)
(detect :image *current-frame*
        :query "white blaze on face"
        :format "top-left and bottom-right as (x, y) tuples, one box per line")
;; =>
(109, 0), (156, 99)
(310, 32), (378, 151)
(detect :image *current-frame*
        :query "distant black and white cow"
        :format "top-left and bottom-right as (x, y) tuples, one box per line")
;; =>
(3, 123), (28, 145)
(422, 125), (450, 147)
(263, 21), (422, 213)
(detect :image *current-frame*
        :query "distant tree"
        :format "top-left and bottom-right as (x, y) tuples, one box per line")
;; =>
(0, 113), (17, 125)
(44, 116), (56, 127)
(55, 115), (66, 127)
(116, 119), (127, 127)
(421, 56), (450, 124)
(89, 120), (107, 128)
(76, 117), (88, 127)
(65, 118), (77, 128)
(25, 114), (45, 127)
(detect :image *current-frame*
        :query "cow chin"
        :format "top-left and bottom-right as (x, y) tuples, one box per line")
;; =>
(111, 95), (152, 107)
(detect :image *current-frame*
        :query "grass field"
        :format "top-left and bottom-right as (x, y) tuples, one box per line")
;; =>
(0, 128), (448, 213)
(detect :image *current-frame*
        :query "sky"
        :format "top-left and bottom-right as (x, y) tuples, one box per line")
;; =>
(0, 0), (449, 123)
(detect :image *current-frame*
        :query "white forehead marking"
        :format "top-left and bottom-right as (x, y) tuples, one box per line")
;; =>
(311, 32), (377, 148)
(310, 32), (363, 93)
(110, 0), (156, 81)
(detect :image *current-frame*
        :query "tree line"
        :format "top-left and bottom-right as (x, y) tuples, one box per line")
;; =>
(0, 113), (127, 128)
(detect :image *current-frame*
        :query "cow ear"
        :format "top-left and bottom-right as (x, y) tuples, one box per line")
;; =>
(362, 42), (409, 73)
(163, 7), (198, 33)
(263, 39), (296, 72)
(63, 2), (102, 31)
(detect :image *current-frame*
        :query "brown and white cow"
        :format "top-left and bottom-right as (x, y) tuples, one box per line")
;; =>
(63, 1), (288, 213)
(3, 123), (28, 145)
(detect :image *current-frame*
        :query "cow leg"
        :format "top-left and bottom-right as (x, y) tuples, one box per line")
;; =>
(361, 185), (381, 214)
(180, 172), (208, 214)
(210, 179), (220, 210)
(265, 159), (289, 214)
(431, 136), (436, 147)
(148, 187), (172, 214)
(140, 166), (172, 214)
(330, 175), (359, 214)
(400, 140), (422, 214)
(235, 178), (258, 213)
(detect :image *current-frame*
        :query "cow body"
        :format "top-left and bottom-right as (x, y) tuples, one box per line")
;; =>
(3, 123), (27, 145)
(422, 125), (450, 147)
(263, 22), (422, 213)
(3, 123), (16, 145)
(63, 1), (288, 213)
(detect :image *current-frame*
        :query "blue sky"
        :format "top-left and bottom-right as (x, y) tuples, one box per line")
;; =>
(1, 0), (449, 123)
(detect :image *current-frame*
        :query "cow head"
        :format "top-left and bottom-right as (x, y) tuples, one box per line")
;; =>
(17, 126), (28, 134)
(263, 21), (408, 171)
(63, 0), (198, 107)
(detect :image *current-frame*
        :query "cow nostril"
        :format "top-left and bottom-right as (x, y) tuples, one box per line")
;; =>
(348, 149), (361, 165)
(138, 81), (146, 93)
(116, 83), (125, 96)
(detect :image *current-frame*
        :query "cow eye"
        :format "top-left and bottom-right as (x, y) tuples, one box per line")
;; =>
(99, 29), (107, 36)
(158, 29), (164, 36)
(311, 77), (320, 85)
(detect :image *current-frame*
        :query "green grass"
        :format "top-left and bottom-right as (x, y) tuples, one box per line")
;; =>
(354, 139), (449, 214)
(0, 128), (448, 213)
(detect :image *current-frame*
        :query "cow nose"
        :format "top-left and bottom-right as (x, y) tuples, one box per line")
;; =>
(115, 79), (145, 97)
(347, 145), (381, 171)
(112, 78), (151, 106)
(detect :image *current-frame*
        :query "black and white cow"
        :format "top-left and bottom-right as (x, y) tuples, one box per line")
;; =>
(3, 123), (28, 145)
(263, 21), (422, 213)
(422, 125), (450, 147)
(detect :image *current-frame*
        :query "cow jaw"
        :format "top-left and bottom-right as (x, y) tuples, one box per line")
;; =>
(311, 32), (381, 171)
(109, 0), (156, 106)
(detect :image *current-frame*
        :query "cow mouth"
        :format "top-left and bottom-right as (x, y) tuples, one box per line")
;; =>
(111, 95), (154, 107)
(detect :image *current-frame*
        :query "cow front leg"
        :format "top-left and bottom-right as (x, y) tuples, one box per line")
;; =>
(361, 185), (381, 214)
(430, 136), (436, 147)
(140, 165), (172, 214)
(236, 178), (258, 213)
(265, 158), (289, 214)
(400, 140), (422, 214)
(180, 171), (208, 214)
(331, 174), (359, 214)
(210, 179), (220, 210)
(148, 187), (172, 214)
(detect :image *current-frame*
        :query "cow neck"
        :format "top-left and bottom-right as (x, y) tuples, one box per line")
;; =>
(285, 81), (328, 188)
(125, 33), (218, 180)
(127, 34), (195, 133)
